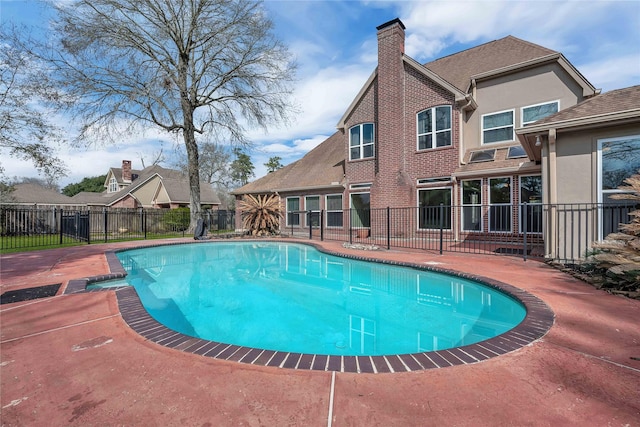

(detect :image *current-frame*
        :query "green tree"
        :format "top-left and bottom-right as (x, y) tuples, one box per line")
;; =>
(230, 148), (255, 187)
(264, 156), (283, 173)
(62, 175), (108, 196)
(11, 0), (295, 230)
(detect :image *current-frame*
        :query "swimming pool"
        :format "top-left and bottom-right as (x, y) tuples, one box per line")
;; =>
(93, 241), (528, 357)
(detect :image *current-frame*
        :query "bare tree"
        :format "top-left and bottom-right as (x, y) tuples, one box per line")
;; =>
(21, 0), (296, 228)
(0, 25), (68, 180)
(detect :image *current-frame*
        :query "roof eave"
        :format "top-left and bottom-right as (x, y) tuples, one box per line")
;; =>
(337, 69), (378, 130)
(516, 109), (640, 135)
(403, 55), (476, 109)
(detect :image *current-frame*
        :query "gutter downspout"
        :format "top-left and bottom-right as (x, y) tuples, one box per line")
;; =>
(548, 128), (557, 259)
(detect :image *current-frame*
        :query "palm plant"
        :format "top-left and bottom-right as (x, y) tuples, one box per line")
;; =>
(591, 172), (640, 292)
(238, 194), (282, 236)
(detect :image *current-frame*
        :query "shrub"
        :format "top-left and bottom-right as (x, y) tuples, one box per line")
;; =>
(591, 172), (640, 295)
(238, 194), (281, 236)
(163, 207), (190, 232)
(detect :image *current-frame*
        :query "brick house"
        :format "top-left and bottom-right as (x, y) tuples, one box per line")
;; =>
(233, 19), (640, 259)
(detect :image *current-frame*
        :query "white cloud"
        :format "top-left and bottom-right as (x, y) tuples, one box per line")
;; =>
(578, 54), (640, 92)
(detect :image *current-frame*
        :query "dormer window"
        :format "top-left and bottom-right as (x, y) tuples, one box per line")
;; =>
(349, 123), (375, 160)
(108, 177), (118, 193)
(417, 106), (452, 150)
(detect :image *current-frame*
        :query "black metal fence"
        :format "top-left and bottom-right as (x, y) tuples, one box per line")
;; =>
(3, 202), (634, 263)
(0, 207), (235, 251)
(284, 202), (636, 263)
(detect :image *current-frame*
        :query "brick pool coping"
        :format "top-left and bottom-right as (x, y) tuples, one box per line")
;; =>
(64, 240), (555, 373)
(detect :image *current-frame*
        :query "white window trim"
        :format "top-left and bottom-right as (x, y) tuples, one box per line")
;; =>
(521, 100), (560, 126)
(416, 186), (452, 231)
(416, 105), (452, 150)
(519, 175), (543, 234)
(349, 123), (375, 161)
(481, 109), (515, 145)
(286, 196), (300, 227)
(488, 176), (512, 233)
(461, 179), (483, 232)
(325, 194), (343, 228)
(108, 177), (118, 193)
(597, 134), (640, 239)
(304, 195), (320, 227)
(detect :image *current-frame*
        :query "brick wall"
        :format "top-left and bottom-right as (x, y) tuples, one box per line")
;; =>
(342, 19), (462, 229)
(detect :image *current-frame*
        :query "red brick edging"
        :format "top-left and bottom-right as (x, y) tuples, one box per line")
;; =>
(64, 240), (554, 373)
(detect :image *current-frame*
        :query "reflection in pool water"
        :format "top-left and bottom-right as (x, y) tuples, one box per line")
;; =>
(107, 242), (526, 356)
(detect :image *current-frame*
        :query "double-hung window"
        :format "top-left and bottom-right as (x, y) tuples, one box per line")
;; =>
(482, 110), (514, 144)
(417, 106), (452, 150)
(325, 194), (343, 227)
(305, 196), (320, 227)
(489, 177), (512, 232)
(286, 197), (300, 227)
(461, 180), (482, 231)
(519, 175), (542, 233)
(522, 101), (559, 125)
(349, 123), (375, 160)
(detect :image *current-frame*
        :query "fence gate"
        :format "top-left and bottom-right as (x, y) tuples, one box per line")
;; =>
(61, 211), (90, 242)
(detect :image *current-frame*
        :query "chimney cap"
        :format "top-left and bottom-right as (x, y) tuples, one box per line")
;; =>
(376, 18), (405, 31)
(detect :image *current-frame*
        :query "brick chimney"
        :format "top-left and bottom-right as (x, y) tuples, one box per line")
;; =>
(122, 160), (132, 183)
(372, 18), (411, 210)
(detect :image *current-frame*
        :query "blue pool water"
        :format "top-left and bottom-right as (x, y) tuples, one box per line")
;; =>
(101, 242), (525, 356)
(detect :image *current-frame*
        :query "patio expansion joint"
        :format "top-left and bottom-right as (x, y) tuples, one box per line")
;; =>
(544, 341), (640, 374)
(0, 314), (120, 344)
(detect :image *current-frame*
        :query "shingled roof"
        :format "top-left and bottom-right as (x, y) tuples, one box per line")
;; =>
(8, 183), (76, 205)
(523, 85), (640, 128)
(72, 164), (220, 206)
(232, 132), (345, 195)
(423, 36), (558, 92)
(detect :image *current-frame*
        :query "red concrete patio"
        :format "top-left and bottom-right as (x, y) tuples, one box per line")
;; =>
(1, 238), (639, 426)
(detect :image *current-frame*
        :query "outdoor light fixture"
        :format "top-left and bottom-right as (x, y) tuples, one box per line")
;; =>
(535, 135), (541, 147)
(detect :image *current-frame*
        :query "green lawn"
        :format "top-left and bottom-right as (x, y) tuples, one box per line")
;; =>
(1, 229), (235, 254)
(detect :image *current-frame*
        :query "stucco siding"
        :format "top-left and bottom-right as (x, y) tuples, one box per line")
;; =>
(466, 63), (587, 150)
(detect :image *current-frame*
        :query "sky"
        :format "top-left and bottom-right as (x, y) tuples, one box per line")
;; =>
(1, 0), (639, 189)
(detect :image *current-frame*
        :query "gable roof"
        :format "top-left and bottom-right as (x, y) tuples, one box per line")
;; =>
(424, 36), (558, 92)
(8, 183), (76, 205)
(73, 164), (221, 206)
(232, 132), (345, 195)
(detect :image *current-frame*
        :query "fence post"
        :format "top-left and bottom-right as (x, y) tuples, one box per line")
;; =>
(308, 210), (312, 240)
(520, 202), (527, 261)
(103, 208), (108, 243)
(59, 207), (64, 245)
(523, 202), (528, 262)
(349, 208), (353, 245)
(439, 203), (444, 255)
(143, 209), (147, 240)
(387, 207), (391, 250)
(320, 209), (324, 241)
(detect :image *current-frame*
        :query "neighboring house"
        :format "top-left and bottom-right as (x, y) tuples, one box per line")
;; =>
(6, 183), (79, 208)
(233, 18), (640, 260)
(72, 161), (221, 209)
